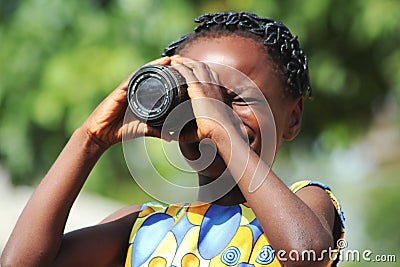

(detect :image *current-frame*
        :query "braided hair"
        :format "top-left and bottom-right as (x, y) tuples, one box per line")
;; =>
(162, 12), (312, 98)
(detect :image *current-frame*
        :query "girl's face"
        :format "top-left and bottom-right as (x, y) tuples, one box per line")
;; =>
(177, 35), (303, 178)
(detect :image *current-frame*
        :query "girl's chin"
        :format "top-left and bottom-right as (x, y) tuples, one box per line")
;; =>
(197, 153), (228, 179)
(179, 141), (226, 178)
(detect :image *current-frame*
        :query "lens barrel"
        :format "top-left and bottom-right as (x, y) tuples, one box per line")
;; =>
(127, 65), (187, 127)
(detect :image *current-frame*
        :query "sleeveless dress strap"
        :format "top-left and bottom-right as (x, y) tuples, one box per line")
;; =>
(290, 180), (346, 266)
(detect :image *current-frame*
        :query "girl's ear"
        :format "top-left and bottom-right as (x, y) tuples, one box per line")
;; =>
(283, 97), (304, 141)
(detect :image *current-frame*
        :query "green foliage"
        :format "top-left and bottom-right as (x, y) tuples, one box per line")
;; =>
(0, 0), (399, 204)
(0, 0), (399, 261)
(0, 0), (195, 189)
(365, 166), (400, 254)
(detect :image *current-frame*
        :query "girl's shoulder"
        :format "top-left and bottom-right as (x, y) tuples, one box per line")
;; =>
(290, 179), (345, 225)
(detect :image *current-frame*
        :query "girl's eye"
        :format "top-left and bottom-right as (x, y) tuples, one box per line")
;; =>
(233, 97), (257, 106)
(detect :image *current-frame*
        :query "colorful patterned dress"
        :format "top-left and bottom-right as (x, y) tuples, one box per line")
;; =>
(125, 180), (345, 267)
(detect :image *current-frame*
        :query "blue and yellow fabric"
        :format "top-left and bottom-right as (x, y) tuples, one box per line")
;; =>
(125, 180), (345, 267)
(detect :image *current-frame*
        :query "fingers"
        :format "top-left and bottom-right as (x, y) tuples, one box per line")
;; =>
(170, 55), (221, 89)
(170, 56), (224, 102)
(171, 55), (215, 83)
(122, 120), (174, 142)
(164, 124), (200, 143)
(143, 124), (162, 139)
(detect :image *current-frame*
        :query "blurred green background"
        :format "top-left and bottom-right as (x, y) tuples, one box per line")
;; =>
(0, 0), (399, 265)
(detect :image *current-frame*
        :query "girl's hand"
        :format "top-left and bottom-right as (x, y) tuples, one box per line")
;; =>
(170, 56), (243, 143)
(81, 57), (172, 150)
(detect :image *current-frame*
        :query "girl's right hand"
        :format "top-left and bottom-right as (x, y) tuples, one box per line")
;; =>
(80, 57), (172, 150)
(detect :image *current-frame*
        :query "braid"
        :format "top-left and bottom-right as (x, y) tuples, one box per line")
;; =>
(162, 12), (312, 97)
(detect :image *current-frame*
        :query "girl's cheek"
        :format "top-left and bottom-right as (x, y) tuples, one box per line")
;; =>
(233, 105), (258, 127)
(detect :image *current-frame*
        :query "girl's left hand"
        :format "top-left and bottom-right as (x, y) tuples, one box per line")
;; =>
(81, 57), (172, 149)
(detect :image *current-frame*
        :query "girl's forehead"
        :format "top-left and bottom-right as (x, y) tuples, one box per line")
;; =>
(180, 35), (268, 71)
(179, 35), (281, 95)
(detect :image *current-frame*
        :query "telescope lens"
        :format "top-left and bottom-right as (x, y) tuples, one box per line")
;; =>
(127, 65), (189, 128)
(135, 78), (165, 111)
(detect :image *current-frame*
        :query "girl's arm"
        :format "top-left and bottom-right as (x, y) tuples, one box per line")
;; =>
(1, 57), (172, 267)
(213, 132), (335, 267)
(171, 56), (335, 267)
(1, 128), (136, 267)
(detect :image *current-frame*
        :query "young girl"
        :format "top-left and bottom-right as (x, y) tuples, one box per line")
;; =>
(1, 12), (345, 267)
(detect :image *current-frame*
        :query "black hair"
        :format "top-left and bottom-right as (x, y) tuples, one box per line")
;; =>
(162, 12), (312, 98)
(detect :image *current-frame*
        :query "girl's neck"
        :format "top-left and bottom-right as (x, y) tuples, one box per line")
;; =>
(197, 174), (246, 206)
